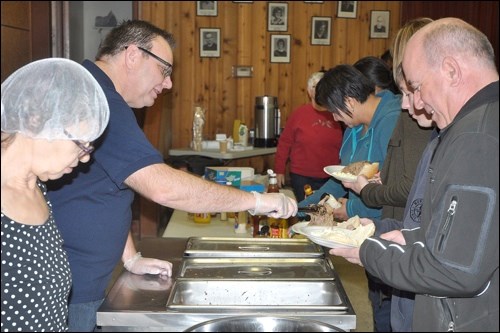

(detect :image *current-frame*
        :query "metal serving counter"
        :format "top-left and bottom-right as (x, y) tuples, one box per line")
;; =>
(97, 238), (356, 332)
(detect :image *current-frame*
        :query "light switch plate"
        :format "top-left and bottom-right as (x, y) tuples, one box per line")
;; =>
(232, 65), (253, 78)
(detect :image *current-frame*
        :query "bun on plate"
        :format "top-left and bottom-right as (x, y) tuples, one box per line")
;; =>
(342, 161), (379, 179)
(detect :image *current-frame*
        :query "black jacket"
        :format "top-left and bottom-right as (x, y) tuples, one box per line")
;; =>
(360, 81), (499, 331)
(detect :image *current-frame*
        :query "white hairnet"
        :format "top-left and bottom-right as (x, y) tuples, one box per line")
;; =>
(1, 58), (109, 142)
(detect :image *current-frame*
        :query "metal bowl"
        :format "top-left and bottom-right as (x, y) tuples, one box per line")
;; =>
(184, 315), (345, 332)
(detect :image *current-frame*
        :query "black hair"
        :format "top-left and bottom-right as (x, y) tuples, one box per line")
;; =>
(315, 64), (375, 118)
(354, 56), (399, 94)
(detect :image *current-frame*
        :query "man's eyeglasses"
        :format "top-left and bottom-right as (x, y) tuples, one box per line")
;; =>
(136, 46), (173, 79)
(64, 129), (94, 158)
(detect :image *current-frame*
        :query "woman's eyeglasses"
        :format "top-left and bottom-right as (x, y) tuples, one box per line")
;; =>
(63, 129), (94, 158)
(73, 140), (95, 158)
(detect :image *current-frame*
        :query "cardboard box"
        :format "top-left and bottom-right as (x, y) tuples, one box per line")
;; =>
(239, 180), (266, 193)
(205, 167), (255, 186)
(205, 167), (242, 186)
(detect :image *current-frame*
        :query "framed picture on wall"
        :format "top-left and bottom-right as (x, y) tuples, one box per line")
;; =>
(337, 1), (357, 19)
(268, 3), (288, 32)
(197, 1), (218, 16)
(270, 34), (291, 63)
(370, 10), (390, 39)
(200, 28), (220, 57)
(311, 17), (331, 45)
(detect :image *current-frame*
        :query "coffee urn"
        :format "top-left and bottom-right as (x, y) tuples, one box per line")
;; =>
(254, 96), (279, 147)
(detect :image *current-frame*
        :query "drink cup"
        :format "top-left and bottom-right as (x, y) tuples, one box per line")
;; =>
(219, 140), (228, 153)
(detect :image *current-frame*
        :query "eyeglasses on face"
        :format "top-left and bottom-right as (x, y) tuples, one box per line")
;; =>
(73, 140), (95, 159)
(133, 46), (173, 79)
(63, 129), (95, 158)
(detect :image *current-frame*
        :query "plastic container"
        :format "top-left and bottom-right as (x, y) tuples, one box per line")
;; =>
(239, 123), (249, 146)
(194, 213), (211, 224)
(232, 119), (241, 143)
(234, 211), (248, 233)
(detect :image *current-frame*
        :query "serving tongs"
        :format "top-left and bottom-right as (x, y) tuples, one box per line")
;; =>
(298, 205), (321, 213)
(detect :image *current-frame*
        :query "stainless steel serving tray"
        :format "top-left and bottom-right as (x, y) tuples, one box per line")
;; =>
(178, 257), (335, 280)
(166, 279), (349, 312)
(183, 237), (324, 258)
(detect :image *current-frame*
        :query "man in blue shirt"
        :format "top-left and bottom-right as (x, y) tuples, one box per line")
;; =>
(48, 20), (297, 332)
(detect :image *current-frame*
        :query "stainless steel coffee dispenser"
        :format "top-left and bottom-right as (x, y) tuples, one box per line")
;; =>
(254, 96), (279, 147)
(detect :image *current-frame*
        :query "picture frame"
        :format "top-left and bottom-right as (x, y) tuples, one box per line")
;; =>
(270, 34), (291, 63)
(200, 28), (220, 57)
(197, 1), (217, 16)
(337, 1), (357, 19)
(370, 10), (390, 39)
(311, 17), (332, 45)
(268, 3), (288, 32)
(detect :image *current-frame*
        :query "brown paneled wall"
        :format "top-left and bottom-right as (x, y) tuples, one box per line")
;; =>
(140, 1), (401, 159)
(401, 1), (499, 71)
(1, 1), (51, 82)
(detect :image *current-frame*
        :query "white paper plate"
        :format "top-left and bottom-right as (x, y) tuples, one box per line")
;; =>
(323, 165), (357, 183)
(302, 225), (359, 248)
(292, 222), (357, 248)
(291, 222), (327, 235)
(306, 234), (357, 249)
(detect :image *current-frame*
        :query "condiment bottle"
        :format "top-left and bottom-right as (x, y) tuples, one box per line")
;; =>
(232, 119), (241, 143)
(304, 184), (313, 198)
(279, 218), (289, 238)
(267, 169), (279, 193)
(267, 169), (280, 237)
(270, 220), (280, 238)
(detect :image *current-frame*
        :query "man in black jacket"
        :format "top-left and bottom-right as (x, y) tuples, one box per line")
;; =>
(331, 17), (499, 332)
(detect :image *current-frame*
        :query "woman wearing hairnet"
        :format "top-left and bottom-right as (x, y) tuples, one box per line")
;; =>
(1, 58), (109, 332)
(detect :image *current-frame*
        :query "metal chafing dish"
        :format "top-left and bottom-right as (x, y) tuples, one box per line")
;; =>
(183, 237), (324, 258)
(167, 279), (348, 311)
(178, 257), (335, 280)
(97, 238), (356, 332)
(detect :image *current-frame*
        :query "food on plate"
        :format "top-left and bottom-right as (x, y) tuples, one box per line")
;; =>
(310, 215), (375, 247)
(307, 194), (341, 227)
(335, 215), (360, 230)
(337, 161), (379, 180)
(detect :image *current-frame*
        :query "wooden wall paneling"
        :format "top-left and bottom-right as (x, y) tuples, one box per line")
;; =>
(251, 1), (269, 107)
(175, 2), (196, 149)
(1, 1), (31, 82)
(30, 2), (51, 61)
(401, 1), (499, 73)
(219, 2), (235, 136)
(287, 2), (309, 122)
(1, 27), (31, 82)
(333, 2), (348, 68)
(1, 1), (30, 28)
(139, 1), (402, 150)
(236, 2), (254, 131)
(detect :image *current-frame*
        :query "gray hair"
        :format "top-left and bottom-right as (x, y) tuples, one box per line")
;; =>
(423, 18), (495, 70)
(307, 72), (325, 90)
